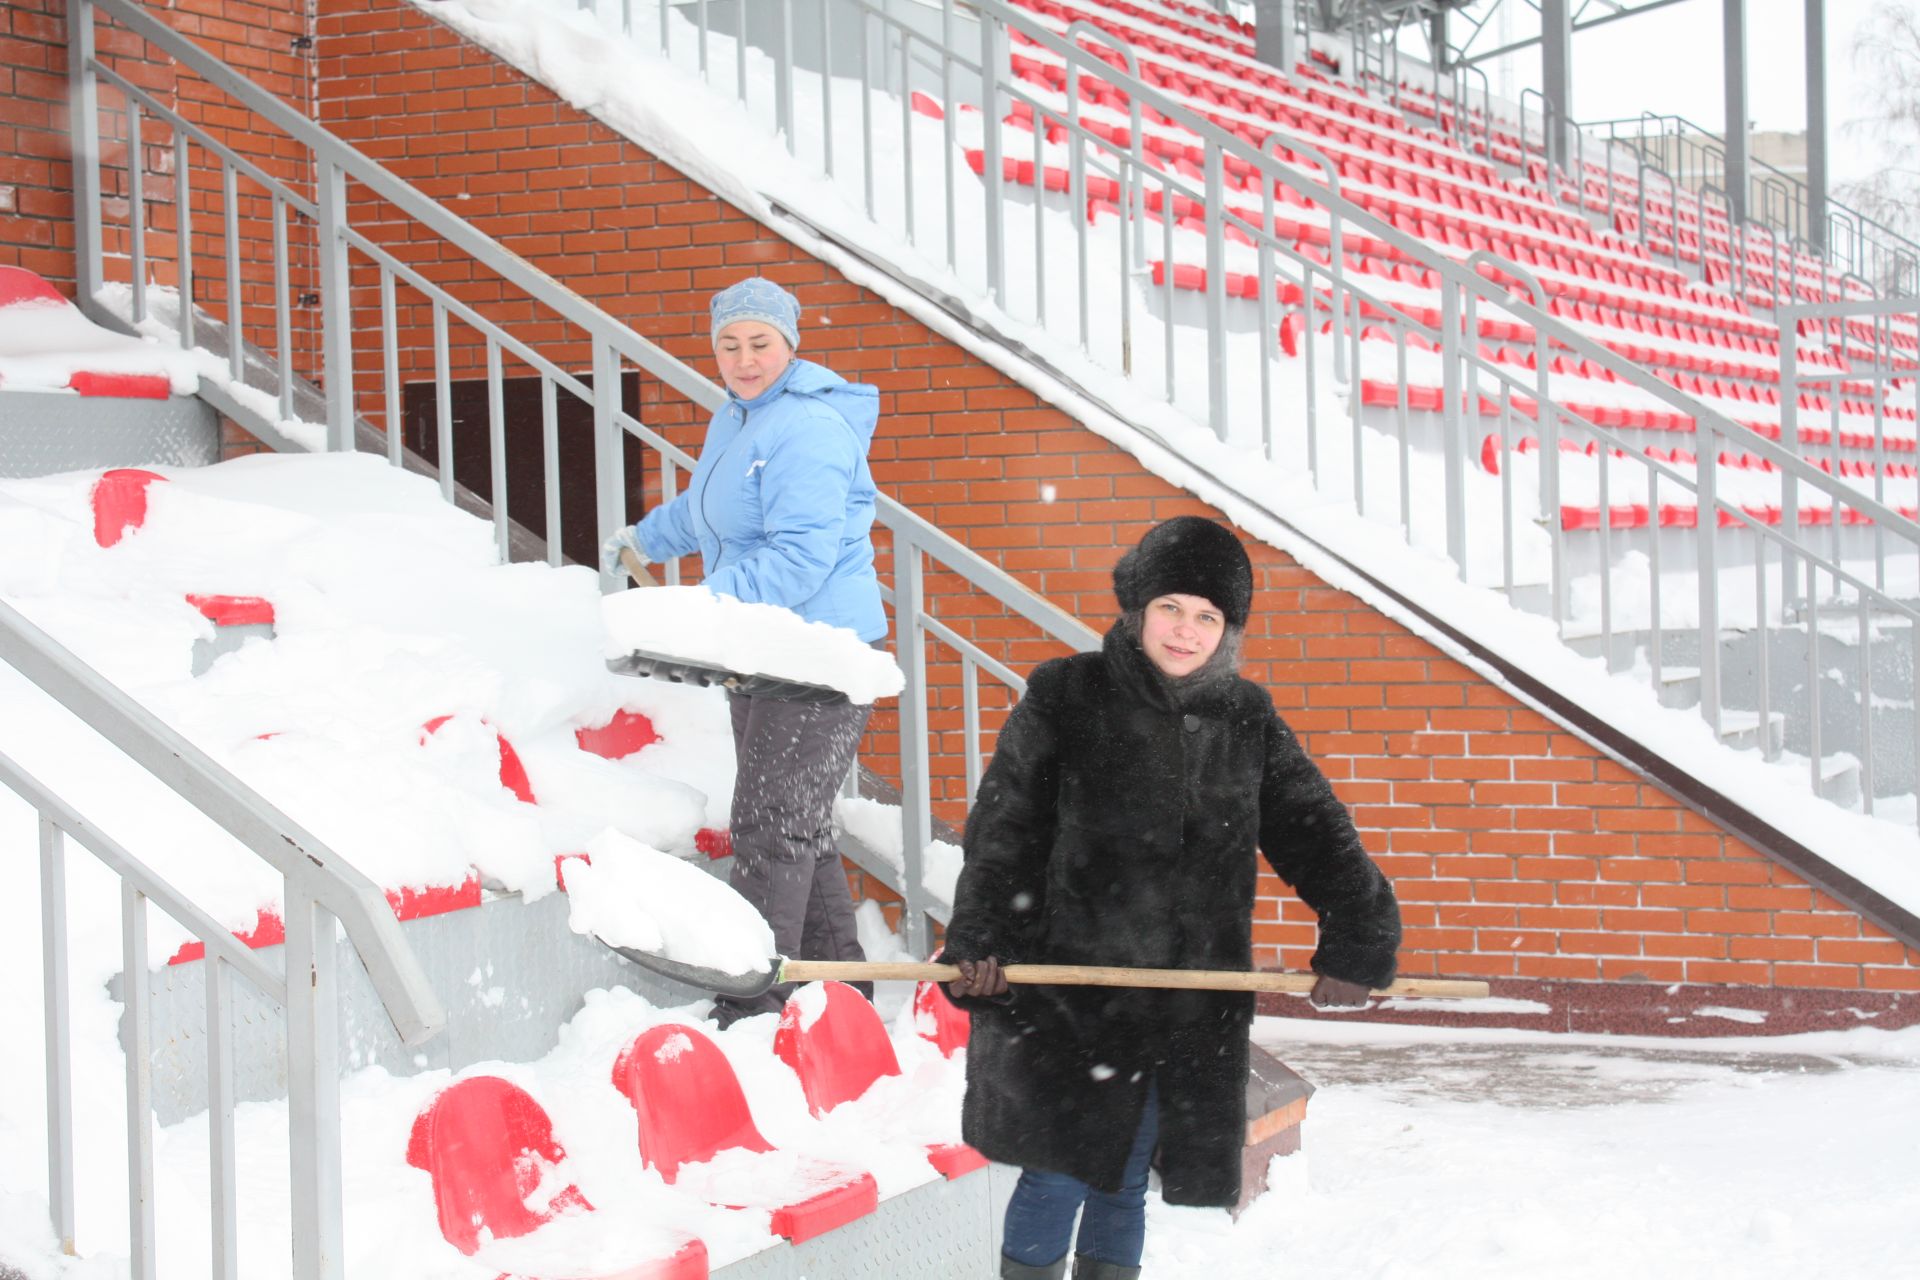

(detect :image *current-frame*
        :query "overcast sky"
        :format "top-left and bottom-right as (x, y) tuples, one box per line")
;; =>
(1428, 0), (1889, 184)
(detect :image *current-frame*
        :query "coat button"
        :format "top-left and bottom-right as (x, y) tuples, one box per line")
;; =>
(1182, 714), (1200, 733)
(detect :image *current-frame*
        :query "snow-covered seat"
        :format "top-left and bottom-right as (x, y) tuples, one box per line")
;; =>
(773, 980), (902, 1117)
(406, 1074), (709, 1279)
(778, 981), (991, 1181)
(0, 266), (194, 398)
(610, 1022), (879, 1245)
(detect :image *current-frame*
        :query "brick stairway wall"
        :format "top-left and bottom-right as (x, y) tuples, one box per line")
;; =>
(2, 0), (318, 377)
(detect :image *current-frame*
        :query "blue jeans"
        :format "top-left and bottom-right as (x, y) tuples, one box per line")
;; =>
(1001, 1085), (1159, 1269)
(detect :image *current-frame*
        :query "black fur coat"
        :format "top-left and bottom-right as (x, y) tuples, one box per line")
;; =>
(942, 621), (1402, 1207)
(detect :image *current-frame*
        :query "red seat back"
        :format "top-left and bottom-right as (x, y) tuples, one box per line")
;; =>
(911, 980), (970, 1058)
(611, 1024), (771, 1182)
(773, 982), (902, 1116)
(405, 1076), (588, 1255)
(90, 469), (166, 548)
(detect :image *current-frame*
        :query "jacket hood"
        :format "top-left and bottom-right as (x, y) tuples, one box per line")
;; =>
(734, 358), (880, 446)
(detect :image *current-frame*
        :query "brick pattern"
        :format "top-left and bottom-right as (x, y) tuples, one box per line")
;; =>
(298, 0), (1920, 1000)
(1, 0), (319, 366)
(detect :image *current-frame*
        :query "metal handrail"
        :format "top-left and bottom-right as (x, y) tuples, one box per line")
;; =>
(599, 0), (1920, 812)
(2, 591), (447, 1279)
(75, 0), (1109, 920)
(1574, 111), (1920, 299)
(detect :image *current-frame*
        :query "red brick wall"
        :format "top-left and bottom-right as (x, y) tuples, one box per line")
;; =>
(297, 0), (1920, 1019)
(1, 0), (318, 372)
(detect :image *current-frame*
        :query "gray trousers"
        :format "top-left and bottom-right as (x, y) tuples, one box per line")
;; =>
(713, 689), (872, 1023)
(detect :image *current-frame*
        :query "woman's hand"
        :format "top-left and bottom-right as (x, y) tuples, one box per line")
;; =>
(600, 526), (643, 577)
(1308, 974), (1374, 1010)
(948, 956), (1010, 1000)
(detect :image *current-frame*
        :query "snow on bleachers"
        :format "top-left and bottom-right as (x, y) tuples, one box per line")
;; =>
(0, 266), (198, 398)
(0, 452), (991, 1275)
(955, 0), (1920, 513)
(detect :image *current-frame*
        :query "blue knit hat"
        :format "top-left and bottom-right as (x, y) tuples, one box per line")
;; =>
(709, 276), (801, 350)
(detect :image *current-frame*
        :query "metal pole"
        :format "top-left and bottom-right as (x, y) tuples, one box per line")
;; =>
(1254, 0), (1295, 73)
(285, 892), (344, 1280)
(1697, 424), (1722, 736)
(122, 883), (155, 1280)
(892, 535), (933, 956)
(68, 0), (104, 303)
(775, 0), (794, 150)
(979, 11), (1006, 305)
(1804, 0), (1828, 254)
(316, 163), (355, 452)
(39, 818), (74, 1257)
(207, 957), (238, 1280)
(593, 338), (628, 592)
(1723, 0), (1750, 224)
(1204, 145), (1227, 440)
(1440, 282), (1466, 569)
(1541, 0), (1572, 174)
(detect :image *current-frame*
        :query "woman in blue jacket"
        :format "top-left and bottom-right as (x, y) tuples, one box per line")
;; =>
(602, 276), (886, 1026)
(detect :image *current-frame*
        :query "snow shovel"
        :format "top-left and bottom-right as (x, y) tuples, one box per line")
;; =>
(606, 547), (851, 703)
(608, 944), (1491, 1001)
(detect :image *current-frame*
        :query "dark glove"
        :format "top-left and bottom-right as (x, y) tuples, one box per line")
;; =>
(948, 955), (1010, 1001)
(1309, 974), (1374, 1010)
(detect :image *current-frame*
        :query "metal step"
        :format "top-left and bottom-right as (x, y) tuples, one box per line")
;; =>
(1717, 708), (1786, 755)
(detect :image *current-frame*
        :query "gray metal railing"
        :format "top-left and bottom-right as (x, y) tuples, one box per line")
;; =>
(1, 593), (446, 1280)
(592, 0), (1920, 772)
(1575, 112), (1920, 300)
(72, 0), (1105, 941)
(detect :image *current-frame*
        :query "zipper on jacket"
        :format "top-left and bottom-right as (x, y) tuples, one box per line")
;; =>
(697, 403), (747, 542)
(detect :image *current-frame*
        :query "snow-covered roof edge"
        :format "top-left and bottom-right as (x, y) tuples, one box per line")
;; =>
(409, 0), (1920, 937)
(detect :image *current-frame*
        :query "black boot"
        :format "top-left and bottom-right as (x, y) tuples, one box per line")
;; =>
(1000, 1255), (1068, 1280)
(1071, 1256), (1142, 1280)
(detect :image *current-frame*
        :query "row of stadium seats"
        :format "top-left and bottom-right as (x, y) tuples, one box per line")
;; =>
(405, 981), (979, 1276)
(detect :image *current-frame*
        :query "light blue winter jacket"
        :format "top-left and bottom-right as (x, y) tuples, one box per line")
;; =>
(632, 358), (887, 642)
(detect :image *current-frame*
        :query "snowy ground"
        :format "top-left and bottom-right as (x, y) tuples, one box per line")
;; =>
(1151, 1015), (1920, 1279)
(6, 995), (1915, 1277)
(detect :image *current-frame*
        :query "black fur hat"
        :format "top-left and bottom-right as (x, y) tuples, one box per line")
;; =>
(1112, 516), (1254, 627)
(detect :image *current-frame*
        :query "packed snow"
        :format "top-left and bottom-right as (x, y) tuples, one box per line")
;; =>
(564, 828), (776, 975)
(0, 287), (199, 396)
(602, 585), (905, 704)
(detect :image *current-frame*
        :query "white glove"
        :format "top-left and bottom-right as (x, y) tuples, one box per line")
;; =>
(600, 526), (645, 577)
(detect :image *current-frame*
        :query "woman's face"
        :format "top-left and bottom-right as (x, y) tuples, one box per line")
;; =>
(714, 320), (794, 399)
(1140, 593), (1225, 678)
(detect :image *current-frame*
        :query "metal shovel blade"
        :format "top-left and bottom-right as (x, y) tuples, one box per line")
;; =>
(608, 943), (783, 1000)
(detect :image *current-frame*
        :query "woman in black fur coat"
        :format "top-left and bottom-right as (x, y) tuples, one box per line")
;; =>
(942, 516), (1403, 1280)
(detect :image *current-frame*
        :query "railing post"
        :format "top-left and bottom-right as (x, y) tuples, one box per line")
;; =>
(1203, 144), (1228, 440)
(317, 162), (355, 452)
(775, 0), (794, 150)
(891, 533), (933, 957)
(39, 818), (75, 1257)
(285, 890), (344, 1280)
(68, 0), (104, 304)
(594, 338), (628, 593)
(1779, 314), (1801, 613)
(1696, 424), (1722, 737)
(122, 883), (155, 1280)
(979, 9), (1006, 305)
(1439, 280), (1466, 570)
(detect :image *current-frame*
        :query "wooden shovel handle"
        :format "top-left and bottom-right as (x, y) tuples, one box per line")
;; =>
(779, 960), (1489, 1000)
(619, 546), (659, 587)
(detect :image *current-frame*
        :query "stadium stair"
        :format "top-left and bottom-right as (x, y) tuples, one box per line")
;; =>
(0, 268), (219, 477)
